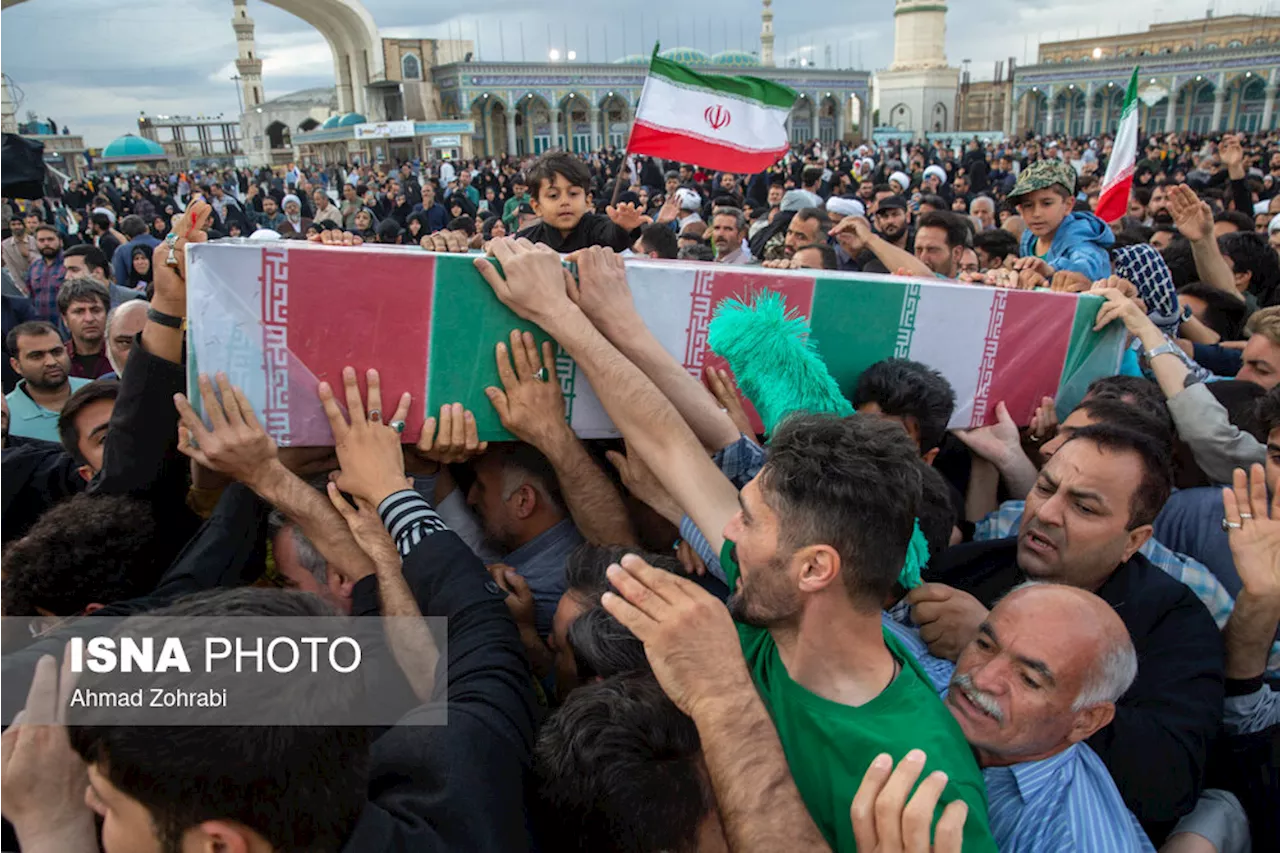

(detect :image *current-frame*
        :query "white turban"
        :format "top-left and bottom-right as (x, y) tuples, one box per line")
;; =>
(826, 197), (866, 219)
(889, 171), (911, 192)
(923, 164), (947, 186)
(676, 188), (702, 211)
(1270, 213), (1280, 235)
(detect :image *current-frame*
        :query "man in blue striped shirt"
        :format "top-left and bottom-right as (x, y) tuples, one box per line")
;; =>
(942, 582), (1155, 852)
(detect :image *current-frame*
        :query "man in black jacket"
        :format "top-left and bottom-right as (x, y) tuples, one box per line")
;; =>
(911, 424), (1224, 843)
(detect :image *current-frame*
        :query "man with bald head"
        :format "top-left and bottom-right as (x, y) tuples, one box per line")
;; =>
(913, 424), (1225, 841)
(944, 583), (1152, 851)
(103, 299), (148, 379)
(970, 196), (996, 232)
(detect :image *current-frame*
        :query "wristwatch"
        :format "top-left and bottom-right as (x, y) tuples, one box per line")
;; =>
(147, 307), (186, 330)
(1143, 341), (1182, 361)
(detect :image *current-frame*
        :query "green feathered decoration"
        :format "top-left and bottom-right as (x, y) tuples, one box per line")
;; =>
(708, 290), (853, 435)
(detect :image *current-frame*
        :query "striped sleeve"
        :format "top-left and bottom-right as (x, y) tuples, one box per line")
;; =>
(378, 489), (449, 557)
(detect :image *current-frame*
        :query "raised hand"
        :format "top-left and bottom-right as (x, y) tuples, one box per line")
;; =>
(1218, 134), (1245, 178)
(474, 237), (578, 328)
(606, 441), (684, 525)
(318, 367), (412, 507)
(952, 400), (1021, 466)
(151, 198), (211, 309)
(174, 373), (279, 490)
(325, 480), (401, 574)
(831, 214), (873, 254)
(1028, 396), (1058, 444)
(414, 402), (488, 466)
(704, 366), (757, 442)
(655, 192), (682, 224)
(487, 330), (568, 449)
(1223, 463), (1280, 601)
(601, 554), (750, 717)
(1167, 184), (1214, 243)
(606, 201), (645, 232)
(420, 230), (471, 253)
(850, 750), (967, 853)
(1091, 283), (1155, 336)
(565, 244), (638, 337)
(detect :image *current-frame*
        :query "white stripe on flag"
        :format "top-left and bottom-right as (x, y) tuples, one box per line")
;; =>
(905, 284), (997, 428)
(635, 73), (791, 155)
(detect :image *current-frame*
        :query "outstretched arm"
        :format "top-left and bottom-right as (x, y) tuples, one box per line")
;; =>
(1167, 184), (1240, 303)
(565, 248), (741, 452)
(475, 241), (741, 558)
(832, 215), (934, 280)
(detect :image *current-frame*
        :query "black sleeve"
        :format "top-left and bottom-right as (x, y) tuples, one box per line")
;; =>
(147, 483), (268, 599)
(1228, 177), (1252, 215)
(585, 213), (641, 252)
(1088, 585), (1225, 837)
(341, 491), (536, 852)
(1, 441), (86, 543)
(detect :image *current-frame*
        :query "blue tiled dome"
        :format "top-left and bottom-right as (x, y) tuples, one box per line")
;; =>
(658, 47), (711, 65)
(321, 114), (342, 129)
(711, 50), (759, 67)
(101, 133), (166, 160)
(336, 112), (367, 127)
(613, 54), (651, 64)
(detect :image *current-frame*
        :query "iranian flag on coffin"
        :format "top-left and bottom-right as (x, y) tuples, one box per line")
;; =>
(627, 53), (796, 172)
(185, 241), (1125, 445)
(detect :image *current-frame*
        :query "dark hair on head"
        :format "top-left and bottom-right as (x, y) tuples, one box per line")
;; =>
(56, 276), (110, 316)
(919, 193), (948, 211)
(1219, 231), (1280, 306)
(1110, 226), (1155, 248)
(527, 151), (592, 198)
(711, 206), (747, 233)
(796, 242), (838, 269)
(33, 222), (60, 239)
(1085, 374), (1169, 418)
(801, 165), (824, 187)
(486, 442), (566, 514)
(1160, 240), (1198, 288)
(850, 358), (957, 453)
(1059, 424), (1173, 528)
(532, 673), (711, 853)
(1213, 210), (1255, 234)
(564, 543), (682, 605)
(793, 206), (830, 237)
(568, 605), (650, 682)
(639, 222), (679, 259)
(972, 228), (1020, 265)
(1073, 395), (1174, 454)
(64, 243), (110, 275)
(1178, 282), (1249, 339)
(90, 212), (112, 232)
(67, 587), (371, 853)
(1207, 379), (1267, 441)
(58, 379), (119, 465)
(1, 494), (163, 615)
(916, 210), (971, 249)
(677, 242), (715, 262)
(355, 183), (368, 196)
(119, 214), (147, 239)
(760, 413), (924, 606)
(5, 320), (60, 356)
(1254, 384), (1280, 437)
(916, 463), (958, 563)
(1130, 185), (1152, 206)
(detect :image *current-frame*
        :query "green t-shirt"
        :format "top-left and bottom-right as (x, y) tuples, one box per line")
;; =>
(720, 541), (997, 853)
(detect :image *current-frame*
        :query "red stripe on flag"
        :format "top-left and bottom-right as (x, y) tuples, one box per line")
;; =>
(1095, 168), (1134, 224)
(971, 290), (1076, 428)
(628, 121), (789, 173)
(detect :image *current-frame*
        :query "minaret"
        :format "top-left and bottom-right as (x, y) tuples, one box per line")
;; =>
(760, 0), (775, 66)
(890, 0), (950, 70)
(1, 76), (17, 134)
(232, 0), (265, 109)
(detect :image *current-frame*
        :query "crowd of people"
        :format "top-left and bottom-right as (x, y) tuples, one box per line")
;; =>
(1, 125), (1280, 853)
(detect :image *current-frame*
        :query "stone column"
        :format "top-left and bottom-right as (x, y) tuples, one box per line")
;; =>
(1044, 101), (1054, 136)
(1211, 75), (1227, 132)
(589, 107), (602, 151)
(506, 112), (518, 156)
(1262, 84), (1278, 134)
(810, 106), (820, 142)
(1083, 84), (1095, 136)
(1165, 76), (1179, 132)
(549, 108), (562, 150)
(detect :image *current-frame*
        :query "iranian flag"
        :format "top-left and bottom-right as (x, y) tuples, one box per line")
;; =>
(627, 51), (797, 173)
(185, 243), (1125, 445)
(1096, 67), (1141, 223)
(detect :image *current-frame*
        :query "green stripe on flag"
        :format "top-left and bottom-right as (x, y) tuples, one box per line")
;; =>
(648, 54), (797, 110)
(1055, 293), (1127, 420)
(807, 276), (910, 398)
(1119, 67), (1139, 120)
(426, 254), (557, 440)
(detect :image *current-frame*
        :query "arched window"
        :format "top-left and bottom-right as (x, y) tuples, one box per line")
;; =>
(1204, 42), (1219, 50)
(1227, 40), (1243, 48)
(1157, 47), (1171, 55)
(401, 53), (422, 80)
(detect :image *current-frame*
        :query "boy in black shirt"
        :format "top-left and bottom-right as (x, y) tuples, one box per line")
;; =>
(515, 152), (644, 253)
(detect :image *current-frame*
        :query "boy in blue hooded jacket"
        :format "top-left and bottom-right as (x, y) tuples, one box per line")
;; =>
(1008, 159), (1114, 281)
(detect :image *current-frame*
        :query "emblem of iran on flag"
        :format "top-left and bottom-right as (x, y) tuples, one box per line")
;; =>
(627, 51), (798, 173)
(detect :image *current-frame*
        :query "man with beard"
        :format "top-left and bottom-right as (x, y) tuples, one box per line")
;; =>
(24, 224), (65, 327)
(57, 278), (112, 379)
(914, 425), (1224, 842)
(857, 195), (913, 273)
(4, 320), (90, 441)
(473, 242), (997, 852)
(1148, 184), (1173, 229)
(782, 207), (829, 260)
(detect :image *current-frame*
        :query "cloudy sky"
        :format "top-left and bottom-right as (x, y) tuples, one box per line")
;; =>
(2, 0), (1276, 147)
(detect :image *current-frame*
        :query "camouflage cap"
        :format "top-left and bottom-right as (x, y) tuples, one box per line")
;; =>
(1008, 159), (1077, 202)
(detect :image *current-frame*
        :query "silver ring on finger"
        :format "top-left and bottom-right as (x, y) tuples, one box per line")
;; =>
(368, 408), (382, 423)
(390, 420), (406, 434)
(534, 367), (549, 382)
(1222, 518), (1243, 531)
(1239, 512), (1253, 520)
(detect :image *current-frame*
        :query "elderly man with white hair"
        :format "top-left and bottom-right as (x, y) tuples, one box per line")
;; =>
(970, 195), (997, 232)
(102, 299), (149, 379)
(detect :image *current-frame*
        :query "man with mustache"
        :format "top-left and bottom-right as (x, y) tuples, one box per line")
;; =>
(4, 320), (90, 442)
(928, 582), (1155, 851)
(912, 425), (1224, 844)
(57, 278), (113, 379)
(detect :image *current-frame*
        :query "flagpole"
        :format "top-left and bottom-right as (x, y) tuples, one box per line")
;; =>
(610, 42), (660, 207)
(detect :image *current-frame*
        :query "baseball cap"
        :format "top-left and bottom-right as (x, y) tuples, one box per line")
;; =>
(875, 195), (909, 213)
(517, 202), (535, 216)
(1007, 159), (1077, 203)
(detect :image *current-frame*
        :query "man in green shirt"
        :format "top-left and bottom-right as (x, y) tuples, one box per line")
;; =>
(473, 240), (997, 852)
(502, 174), (531, 231)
